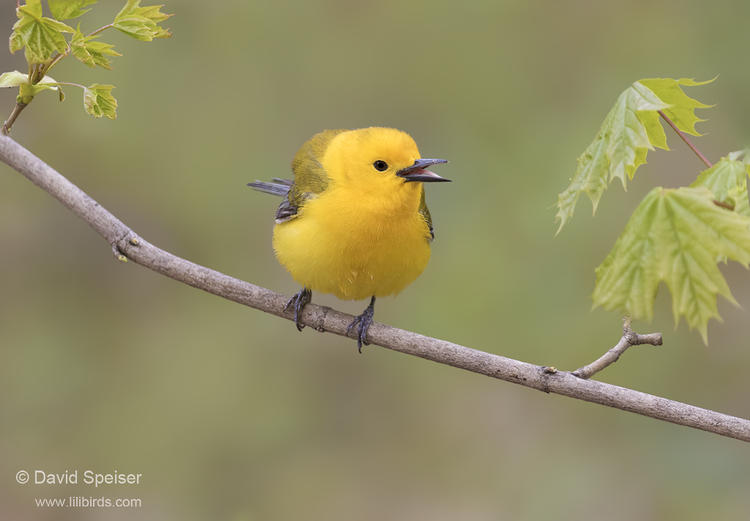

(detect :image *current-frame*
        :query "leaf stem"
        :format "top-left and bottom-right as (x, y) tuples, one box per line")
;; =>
(657, 110), (732, 210)
(88, 23), (114, 38)
(29, 63), (44, 84)
(2, 102), (28, 135)
(658, 109), (713, 168)
(51, 81), (86, 90)
(713, 200), (735, 211)
(41, 23), (114, 79)
(45, 51), (69, 76)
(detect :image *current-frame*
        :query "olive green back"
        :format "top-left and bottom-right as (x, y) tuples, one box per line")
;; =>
(289, 129), (347, 206)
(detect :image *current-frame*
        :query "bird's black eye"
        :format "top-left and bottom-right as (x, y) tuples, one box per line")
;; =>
(373, 160), (388, 172)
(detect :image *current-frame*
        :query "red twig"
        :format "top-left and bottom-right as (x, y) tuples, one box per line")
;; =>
(658, 110), (713, 168)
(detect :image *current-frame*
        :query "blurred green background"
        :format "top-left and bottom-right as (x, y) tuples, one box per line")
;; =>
(2, 1), (750, 520)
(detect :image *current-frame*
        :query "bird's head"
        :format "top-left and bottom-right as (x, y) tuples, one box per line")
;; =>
(322, 127), (449, 198)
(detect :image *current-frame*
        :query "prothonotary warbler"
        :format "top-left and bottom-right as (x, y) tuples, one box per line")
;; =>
(249, 127), (449, 351)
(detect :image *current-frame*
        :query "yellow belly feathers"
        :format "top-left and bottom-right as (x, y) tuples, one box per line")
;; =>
(273, 183), (432, 301)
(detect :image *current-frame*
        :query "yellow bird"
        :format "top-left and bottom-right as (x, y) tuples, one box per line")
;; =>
(249, 127), (449, 351)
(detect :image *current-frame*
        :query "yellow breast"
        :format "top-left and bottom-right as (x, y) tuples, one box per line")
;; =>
(272, 183), (432, 301)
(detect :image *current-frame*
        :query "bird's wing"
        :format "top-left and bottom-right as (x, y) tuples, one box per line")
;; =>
(247, 179), (296, 221)
(280, 129), (347, 222)
(247, 179), (292, 196)
(418, 187), (435, 241)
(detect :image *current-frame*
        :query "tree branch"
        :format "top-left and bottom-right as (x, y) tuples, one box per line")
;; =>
(1, 134), (749, 443)
(573, 318), (663, 379)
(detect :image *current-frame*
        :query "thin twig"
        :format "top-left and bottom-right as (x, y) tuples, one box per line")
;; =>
(573, 318), (663, 379)
(657, 110), (734, 210)
(658, 109), (713, 168)
(0, 134), (749, 442)
(2, 102), (27, 135)
(3, 22), (115, 133)
(3, 57), (60, 135)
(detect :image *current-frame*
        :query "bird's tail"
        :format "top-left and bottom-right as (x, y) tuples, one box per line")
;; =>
(247, 178), (292, 197)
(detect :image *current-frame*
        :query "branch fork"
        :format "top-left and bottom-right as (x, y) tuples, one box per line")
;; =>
(573, 318), (663, 379)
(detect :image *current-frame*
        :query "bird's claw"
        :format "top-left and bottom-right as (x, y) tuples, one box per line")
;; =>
(285, 288), (311, 331)
(347, 297), (376, 353)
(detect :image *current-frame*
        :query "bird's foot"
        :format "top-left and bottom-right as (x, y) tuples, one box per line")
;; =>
(284, 288), (311, 331)
(346, 296), (376, 353)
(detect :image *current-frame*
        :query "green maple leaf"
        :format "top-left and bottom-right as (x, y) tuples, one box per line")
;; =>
(0, 70), (64, 103)
(556, 78), (713, 233)
(113, 0), (172, 41)
(48, 0), (98, 20)
(71, 27), (121, 69)
(593, 186), (750, 343)
(640, 78), (711, 136)
(691, 151), (750, 217)
(83, 83), (117, 118)
(10, 0), (74, 64)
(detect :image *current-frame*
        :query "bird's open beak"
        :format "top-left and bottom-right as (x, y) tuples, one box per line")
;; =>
(396, 158), (450, 183)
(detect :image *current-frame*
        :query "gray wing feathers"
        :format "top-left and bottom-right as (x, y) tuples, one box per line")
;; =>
(247, 179), (292, 197)
(248, 178), (299, 223)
